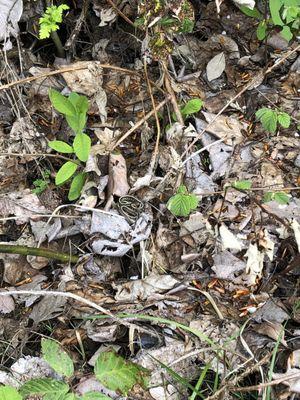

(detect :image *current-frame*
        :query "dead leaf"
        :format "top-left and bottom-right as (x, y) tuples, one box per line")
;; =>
(244, 243), (264, 286)
(0, 190), (49, 224)
(107, 152), (130, 197)
(0, 295), (15, 314)
(219, 224), (243, 251)
(29, 294), (67, 324)
(0, 0), (23, 50)
(90, 211), (130, 240)
(206, 52), (226, 81)
(114, 274), (178, 302)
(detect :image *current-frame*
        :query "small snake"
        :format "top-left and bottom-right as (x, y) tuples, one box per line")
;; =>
(118, 195), (144, 223)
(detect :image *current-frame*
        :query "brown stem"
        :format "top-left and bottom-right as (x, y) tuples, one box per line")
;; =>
(0, 244), (79, 264)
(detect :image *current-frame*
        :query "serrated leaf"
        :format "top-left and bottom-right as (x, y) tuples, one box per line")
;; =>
(232, 180), (252, 190)
(256, 108), (278, 133)
(49, 89), (77, 116)
(55, 161), (78, 185)
(94, 351), (150, 395)
(167, 186), (199, 217)
(277, 112), (291, 128)
(68, 172), (86, 201)
(73, 133), (91, 162)
(206, 52), (226, 82)
(49, 140), (74, 154)
(42, 338), (74, 378)
(81, 392), (112, 400)
(20, 378), (69, 398)
(274, 192), (290, 205)
(181, 98), (203, 117)
(256, 20), (267, 40)
(0, 386), (22, 400)
(39, 5), (69, 39)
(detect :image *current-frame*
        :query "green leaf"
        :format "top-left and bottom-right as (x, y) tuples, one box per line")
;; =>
(181, 98), (203, 117)
(49, 140), (74, 154)
(280, 25), (293, 41)
(274, 192), (290, 205)
(263, 191), (275, 203)
(167, 185), (199, 217)
(256, 20), (267, 40)
(94, 351), (150, 395)
(277, 112), (291, 128)
(81, 392), (112, 400)
(68, 172), (87, 201)
(20, 378), (69, 398)
(66, 113), (87, 135)
(42, 338), (74, 378)
(0, 386), (22, 400)
(269, 0), (285, 26)
(68, 93), (89, 115)
(39, 5), (70, 39)
(73, 133), (91, 162)
(255, 108), (278, 133)
(55, 161), (78, 185)
(232, 180), (252, 190)
(239, 6), (262, 18)
(49, 89), (77, 116)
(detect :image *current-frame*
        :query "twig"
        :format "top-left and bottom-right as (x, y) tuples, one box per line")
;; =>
(65, 0), (90, 50)
(228, 371), (300, 392)
(111, 97), (170, 150)
(106, 0), (136, 27)
(182, 43), (300, 161)
(0, 152), (81, 165)
(162, 61), (184, 126)
(0, 243), (79, 263)
(0, 64), (138, 92)
(144, 58), (161, 172)
(0, 289), (160, 336)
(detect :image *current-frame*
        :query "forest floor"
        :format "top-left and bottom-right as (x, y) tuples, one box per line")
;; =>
(0, 0), (300, 399)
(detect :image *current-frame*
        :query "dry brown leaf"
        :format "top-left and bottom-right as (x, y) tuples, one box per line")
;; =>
(107, 152), (130, 197)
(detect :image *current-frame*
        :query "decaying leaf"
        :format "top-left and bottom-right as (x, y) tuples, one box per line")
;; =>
(0, 0), (23, 50)
(244, 243), (264, 286)
(114, 274), (179, 302)
(0, 295), (15, 314)
(206, 52), (226, 81)
(107, 152), (130, 197)
(219, 224), (243, 251)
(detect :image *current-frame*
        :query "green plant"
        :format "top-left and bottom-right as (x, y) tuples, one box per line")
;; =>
(39, 4), (69, 57)
(1, 338), (150, 399)
(48, 89), (90, 201)
(255, 107), (291, 133)
(172, 98), (203, 122)
(239, 0), (300, 41)
(263, 191), (290, 204)
(167, 185), (199, 217)
(32, 169), (51, 195)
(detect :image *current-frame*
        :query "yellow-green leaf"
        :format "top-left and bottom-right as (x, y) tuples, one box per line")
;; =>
(55, 161), (78, 185)
(42, 338), (74, 378)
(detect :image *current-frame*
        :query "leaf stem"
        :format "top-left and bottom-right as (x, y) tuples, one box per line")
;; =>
(50, 31), (65, 58)
(0, 244), (78, 264)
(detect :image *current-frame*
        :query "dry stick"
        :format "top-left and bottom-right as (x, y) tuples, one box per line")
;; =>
(144, 58), (161, 172)
(106, 0), (136, 27)
(0, 289), (130, 328)
(0, 289), (162, 338)
(162, 61), (185, 126)
(111, 97), (170, 150)
(182, 43), (300, 161)
(0, 152), (81, 165)
(0, 243), (79, 263)
(205, 353), (271, 400)
(0, 64), (138, 92)
(228, 371), (300, 392)
(65, 0), (90, 50)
